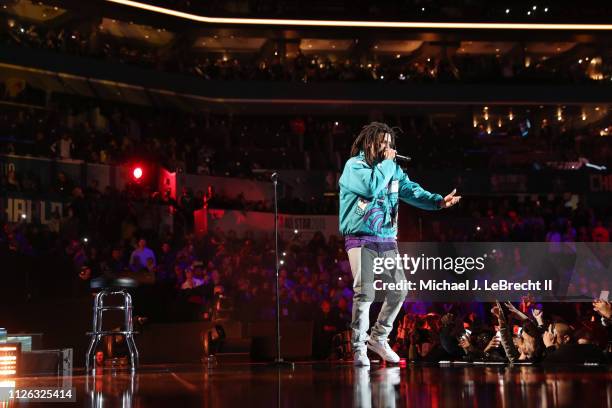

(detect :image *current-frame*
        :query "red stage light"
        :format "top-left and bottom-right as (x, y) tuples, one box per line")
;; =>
(132, 167), (143, 180)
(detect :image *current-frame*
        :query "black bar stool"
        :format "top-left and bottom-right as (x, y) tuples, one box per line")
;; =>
(86, 277), (139, 372)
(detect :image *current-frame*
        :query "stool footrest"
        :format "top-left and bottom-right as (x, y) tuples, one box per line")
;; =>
(97, 306), (130, 311)
(87, 331), (139, 335)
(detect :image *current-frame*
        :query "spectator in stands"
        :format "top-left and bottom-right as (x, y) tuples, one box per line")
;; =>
(313, 299), (342, 359)
(336, 296), (351, 324)
(5, 168), (20, 191)
(65, 239), (88, 273)
(157, 242), (176, 283)
(593, 299), (612, 325)
(104, 247), (127, 275)
(145, 257), (157, 274)
(542, 321), (606, 364)
(493, 302), (544, 363)
(129, 238), (156, 272)
(54, 171), (74, 196)
(592, 221), (610, 242)
(51, 132), (74, 159)
(74, 264), (92, 295)
(181, 266), (204, 290)
(178, 187), (203, 233)
(173, 264), (185, 288)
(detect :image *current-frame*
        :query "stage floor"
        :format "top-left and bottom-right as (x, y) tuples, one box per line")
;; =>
(4, 362), (611, 407)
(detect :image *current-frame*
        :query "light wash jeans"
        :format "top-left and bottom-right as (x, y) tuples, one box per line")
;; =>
(347, 246), (407, 352)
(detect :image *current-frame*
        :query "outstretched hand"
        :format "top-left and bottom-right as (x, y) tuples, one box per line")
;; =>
(531, 308), (543, 321)
(440, 188), (461, 208)
(504, 301), (529, 321)
(593, 299), (612, 319)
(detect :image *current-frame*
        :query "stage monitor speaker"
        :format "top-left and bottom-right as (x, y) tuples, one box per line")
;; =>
(21, 349), (72, 375)
(248, 321), (312, 360)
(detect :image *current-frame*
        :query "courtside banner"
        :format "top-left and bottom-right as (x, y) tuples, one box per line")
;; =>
(357, 242), (611, 302)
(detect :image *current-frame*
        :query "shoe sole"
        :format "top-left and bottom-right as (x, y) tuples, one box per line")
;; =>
(366, 343), (400, 364)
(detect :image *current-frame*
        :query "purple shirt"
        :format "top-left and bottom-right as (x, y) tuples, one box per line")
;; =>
(344, 235), (397, 253)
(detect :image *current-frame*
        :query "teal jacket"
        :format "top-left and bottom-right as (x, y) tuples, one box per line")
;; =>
(339, 152), (443, 238)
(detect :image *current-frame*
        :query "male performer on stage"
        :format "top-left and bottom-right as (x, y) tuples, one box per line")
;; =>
(339, 122), (461, 366)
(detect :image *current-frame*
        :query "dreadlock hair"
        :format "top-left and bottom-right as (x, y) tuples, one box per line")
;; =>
(350, 122), (398, 167)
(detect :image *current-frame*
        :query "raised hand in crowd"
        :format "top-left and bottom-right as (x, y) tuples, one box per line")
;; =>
(593, 299), (611, 319)
(531, 308), (544, 326)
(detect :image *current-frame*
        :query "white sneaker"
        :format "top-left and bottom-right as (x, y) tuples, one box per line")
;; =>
(353, 348), (370, 367)
(367, 338), (400, 363)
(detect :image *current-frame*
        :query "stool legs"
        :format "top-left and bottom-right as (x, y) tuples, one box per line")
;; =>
(86, 292), (104, 372)
(86, 290), (139, 372)
(85, 335), (96, 372)
(124, 292), (139, 371)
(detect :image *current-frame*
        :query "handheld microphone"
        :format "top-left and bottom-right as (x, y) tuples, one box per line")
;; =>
(396, 154), (411, 162)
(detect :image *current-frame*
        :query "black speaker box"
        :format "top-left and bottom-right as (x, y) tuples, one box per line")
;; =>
(21, 349), (72, 375)
(248, 321), (313, 360)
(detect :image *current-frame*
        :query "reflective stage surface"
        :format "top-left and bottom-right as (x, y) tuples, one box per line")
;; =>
(2, 362), (611, 407)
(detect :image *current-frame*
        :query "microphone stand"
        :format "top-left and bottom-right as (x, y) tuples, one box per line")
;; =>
(270, 172), (295, 369)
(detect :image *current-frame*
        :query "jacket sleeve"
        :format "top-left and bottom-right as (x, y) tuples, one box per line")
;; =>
(397, 169), (443, 210)
(499, 326), (520, 363)
(339, 158), (396, 199)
